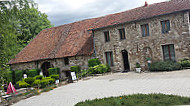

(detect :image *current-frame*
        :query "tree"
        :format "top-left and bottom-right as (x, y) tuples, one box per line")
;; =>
(0, 0), (52, 83)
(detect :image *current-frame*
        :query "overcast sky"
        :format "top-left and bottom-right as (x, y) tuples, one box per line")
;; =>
(33, 0), (168, 26)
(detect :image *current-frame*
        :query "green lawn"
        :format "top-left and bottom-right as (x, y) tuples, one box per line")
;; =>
(75, 94), (190, 106)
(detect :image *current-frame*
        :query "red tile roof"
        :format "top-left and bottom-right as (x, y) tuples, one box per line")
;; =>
(8, 0), (190, 64)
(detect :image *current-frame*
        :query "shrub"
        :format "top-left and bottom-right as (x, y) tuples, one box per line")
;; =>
(81, 70), (88, 77)
(71, 65), (81, 73)
(35, 75), (43, 80)
(16, 81), (30, 88)
(32, 79), (41, 87)
(14, 70), (23, 82)
(40, 79), (49, 88)
(88, 64), (109, 74)
(150, 61), (181, 72)
(7, 71), (13, 83)
(87, 67), (97, 74)
(178, 58), (190, 68)
(24, 77), (35, 86)
(88, 58), (101, 67)
(50, 74), (59, 80)
(94, 64), (109, 74)
(27, 69), (39, 77)
(48, 67), (60, 76)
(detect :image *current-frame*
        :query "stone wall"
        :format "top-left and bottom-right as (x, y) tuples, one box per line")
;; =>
(94, 11), (190, 72)
(10, 55), (93, 80)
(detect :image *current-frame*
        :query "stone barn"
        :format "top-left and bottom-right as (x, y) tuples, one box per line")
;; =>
(8, 0), (190, 78)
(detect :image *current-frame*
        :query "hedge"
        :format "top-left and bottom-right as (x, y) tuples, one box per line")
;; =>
(16, 81), (30, 88)
(88, 58), (101, 67)
(48, 68), (60, 76)
(35, 75), (43, 80)
(24, 77), (35, 86)
(50, 74), (59, 80)
(15, 70), (23, 82)
(150, 60), (181, 71)
(27, 69), (39, 77)
(7, 71), (13, 83)
(71, 65), (81, 73)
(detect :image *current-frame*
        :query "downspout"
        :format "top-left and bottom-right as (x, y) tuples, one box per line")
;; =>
(92, 30), (96, 58)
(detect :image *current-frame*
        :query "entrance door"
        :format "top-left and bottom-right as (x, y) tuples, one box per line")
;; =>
(41, 62), (51, 77)
(122, 50), (130, 71)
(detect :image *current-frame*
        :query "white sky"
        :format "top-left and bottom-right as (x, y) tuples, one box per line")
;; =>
(33, 0), (169, 26)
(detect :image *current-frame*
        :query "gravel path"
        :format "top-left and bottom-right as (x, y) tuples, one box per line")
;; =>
(13, 69), (190, 106)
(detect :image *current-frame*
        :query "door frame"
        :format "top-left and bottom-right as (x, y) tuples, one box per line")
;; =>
(121, 50), (130, 72)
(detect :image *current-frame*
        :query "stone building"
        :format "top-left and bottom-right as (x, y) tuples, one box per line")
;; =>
(8, 0), (190, 78)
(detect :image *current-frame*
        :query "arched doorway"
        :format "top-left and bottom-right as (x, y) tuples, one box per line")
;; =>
(41, 62), (51, 77)
(121, 50), (130, 72)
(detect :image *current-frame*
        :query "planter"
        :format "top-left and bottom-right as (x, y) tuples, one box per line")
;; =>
(136, 68), (141, 73)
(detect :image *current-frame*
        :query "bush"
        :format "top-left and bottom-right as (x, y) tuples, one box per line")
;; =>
(35, 75), (43, 80)
(32, 79), (41, 87)
(16, 81), (30, 88)
(178, 58), (190, 68)
(88, 64), (109, 74)
(48, 67), (60, 76)
(71, 65), (81, 73)
(81, 70), (88, 77)
(14, 70), (23, 82)
(24, 77), (35, 86)
(50, 74), (59, 80)
(88, 58), (101, 67)
(40, 79), (49, 88)
(150, 61), (181, 72)
(27, 69), (39, 77)
(7, 71), (13, 83)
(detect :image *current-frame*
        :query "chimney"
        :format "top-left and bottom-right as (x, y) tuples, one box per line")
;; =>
(144, 1), (148, 7)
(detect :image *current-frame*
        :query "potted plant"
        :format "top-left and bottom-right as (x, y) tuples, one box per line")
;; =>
(135, 62), (141, 73)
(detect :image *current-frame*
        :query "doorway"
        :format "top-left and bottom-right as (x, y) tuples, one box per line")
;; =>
(122, 50), (130, 72)
(41, 62), (51, 77)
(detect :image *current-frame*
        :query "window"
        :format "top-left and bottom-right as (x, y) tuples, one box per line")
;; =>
(105, 52), (114, 66)
(162, 44), (176, 61)
(161, 20), (170, 34)
(64, 57), (69, 65)
(104, 31), (110, 42)
(141, 24), (149, 37)
(119, 28), (126, 40)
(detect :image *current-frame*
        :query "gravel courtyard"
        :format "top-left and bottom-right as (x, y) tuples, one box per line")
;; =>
(13, 69), (190, 106)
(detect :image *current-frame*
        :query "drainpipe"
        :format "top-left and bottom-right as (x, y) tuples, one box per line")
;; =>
(92, 30), (96, 58)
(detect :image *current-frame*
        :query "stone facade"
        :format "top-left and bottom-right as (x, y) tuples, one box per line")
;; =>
(94, 11), (190, 72)
(11, 55), (93, 80)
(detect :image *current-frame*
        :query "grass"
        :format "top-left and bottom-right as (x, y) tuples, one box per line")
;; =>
(75, 94), (190, 106)
(40, 85), (57, 93)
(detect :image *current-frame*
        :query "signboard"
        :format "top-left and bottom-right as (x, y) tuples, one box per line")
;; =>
(71, 72), (77, 81)
(55, 80), (59, 84)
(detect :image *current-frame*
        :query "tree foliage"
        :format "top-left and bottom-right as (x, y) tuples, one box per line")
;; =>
(0, 0), (52, 83)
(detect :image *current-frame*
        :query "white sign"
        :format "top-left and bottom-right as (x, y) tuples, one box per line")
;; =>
(55, 80), (59, 84)
(71, 72), (77, 81)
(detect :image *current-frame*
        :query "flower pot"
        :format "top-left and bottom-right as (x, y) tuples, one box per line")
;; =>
(136, 68), (141, 73)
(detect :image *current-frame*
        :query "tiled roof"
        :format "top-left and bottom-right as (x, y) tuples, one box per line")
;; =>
(8, 0), (190, 64)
